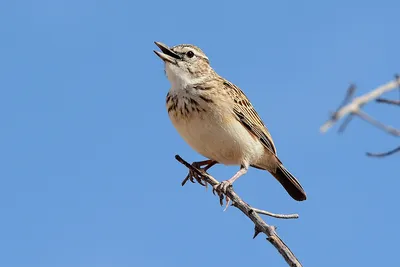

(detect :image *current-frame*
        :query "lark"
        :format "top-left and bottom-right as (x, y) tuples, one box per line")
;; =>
(154, 41), (306, 201)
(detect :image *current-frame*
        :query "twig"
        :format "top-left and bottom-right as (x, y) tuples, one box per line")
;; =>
(336, 86), (356, 134)
(366, 146), (400, 157)
(355, 110), (400, 136)
(339, 84), (357, 109)
(337, 114), (354, 134)
(175, 155), (302, 267)
(320, 77), (400, 133)
(376, 98), (400, 106)
(251, 208), (299, 219)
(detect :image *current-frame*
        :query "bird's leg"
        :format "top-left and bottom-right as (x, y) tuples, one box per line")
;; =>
(213, 165), (248, 195)
(202, 160), (217, 172)
(182, 160), (218, 186)
(213, 165), (248, 210)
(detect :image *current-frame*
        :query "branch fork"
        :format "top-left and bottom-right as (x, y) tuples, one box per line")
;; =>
(320, 76), (400, 157)
(175, 155), (303, 267)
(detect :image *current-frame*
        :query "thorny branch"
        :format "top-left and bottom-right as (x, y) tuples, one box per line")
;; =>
(175, 155), (303, 267)
(320, 76), (400, 157)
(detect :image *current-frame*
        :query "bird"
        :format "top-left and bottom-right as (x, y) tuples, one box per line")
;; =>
(153, 41), (306, 201)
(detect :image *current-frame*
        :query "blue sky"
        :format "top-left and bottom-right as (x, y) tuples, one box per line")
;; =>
(0, 1), (399, 266)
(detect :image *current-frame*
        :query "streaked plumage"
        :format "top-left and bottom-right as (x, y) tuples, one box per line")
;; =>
(154, 42), (306, 201)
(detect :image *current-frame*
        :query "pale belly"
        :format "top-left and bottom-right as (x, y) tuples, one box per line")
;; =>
(169, 111), (265, 166)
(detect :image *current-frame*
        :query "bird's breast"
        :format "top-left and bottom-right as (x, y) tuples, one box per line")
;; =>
(167, 93), (265, 166)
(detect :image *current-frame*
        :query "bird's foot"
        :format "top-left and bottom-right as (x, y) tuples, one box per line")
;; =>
(181, 161), (214, 187)
(213, 180), (233, 195)
(213, 180), (233, 209)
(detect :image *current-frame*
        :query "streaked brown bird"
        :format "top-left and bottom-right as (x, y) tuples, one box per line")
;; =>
(154, 41), (306, 201)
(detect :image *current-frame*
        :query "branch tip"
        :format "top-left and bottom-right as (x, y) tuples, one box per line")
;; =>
(366, 146), (400, 157)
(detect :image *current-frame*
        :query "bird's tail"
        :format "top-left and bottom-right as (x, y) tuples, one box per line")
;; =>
(272, 164), (307, 201)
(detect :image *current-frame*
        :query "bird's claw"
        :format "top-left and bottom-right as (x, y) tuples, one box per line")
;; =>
(213, 180), (232, 195)
(213, 181), (232, 208)
(181, 163), (208, 187)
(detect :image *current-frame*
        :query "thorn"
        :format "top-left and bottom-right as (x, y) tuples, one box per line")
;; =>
(253, 226), (262, 239)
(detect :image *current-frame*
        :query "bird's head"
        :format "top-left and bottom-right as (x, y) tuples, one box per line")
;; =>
(154, 42), (214, 89)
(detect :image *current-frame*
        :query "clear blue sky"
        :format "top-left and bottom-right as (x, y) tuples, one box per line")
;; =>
(1, 1), (399, 266)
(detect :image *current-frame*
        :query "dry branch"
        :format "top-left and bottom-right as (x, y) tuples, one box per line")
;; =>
(376, 98), (400, 106)
(366, 146), (400, 157)
(320, 77), (400, 135)
(320, 77), (400, 156)
(175, 155), (303, 267)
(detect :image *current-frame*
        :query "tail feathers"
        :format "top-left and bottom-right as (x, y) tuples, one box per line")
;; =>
(273, 165), (307, 201)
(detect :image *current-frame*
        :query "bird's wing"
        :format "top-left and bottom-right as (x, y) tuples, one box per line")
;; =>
(223, 80), (277, 155)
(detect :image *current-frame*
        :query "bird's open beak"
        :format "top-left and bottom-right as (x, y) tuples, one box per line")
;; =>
(153, 41), (180, 64)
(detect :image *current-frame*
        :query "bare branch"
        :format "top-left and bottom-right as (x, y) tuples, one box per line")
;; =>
(320, 77), (400, 156)
(339, 84), (357, 109)
(366, 146), (400, 157)
(320, 77), (400, 133)
(251, 208), (299, 219)
(337, 114), (354, 134)
(355, 110), (400, 136)
(376, 98), (400, 106)
(175, 155), (303, 267)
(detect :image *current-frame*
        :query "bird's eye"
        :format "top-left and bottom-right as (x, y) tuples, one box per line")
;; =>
(186, 51), (194, 58)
